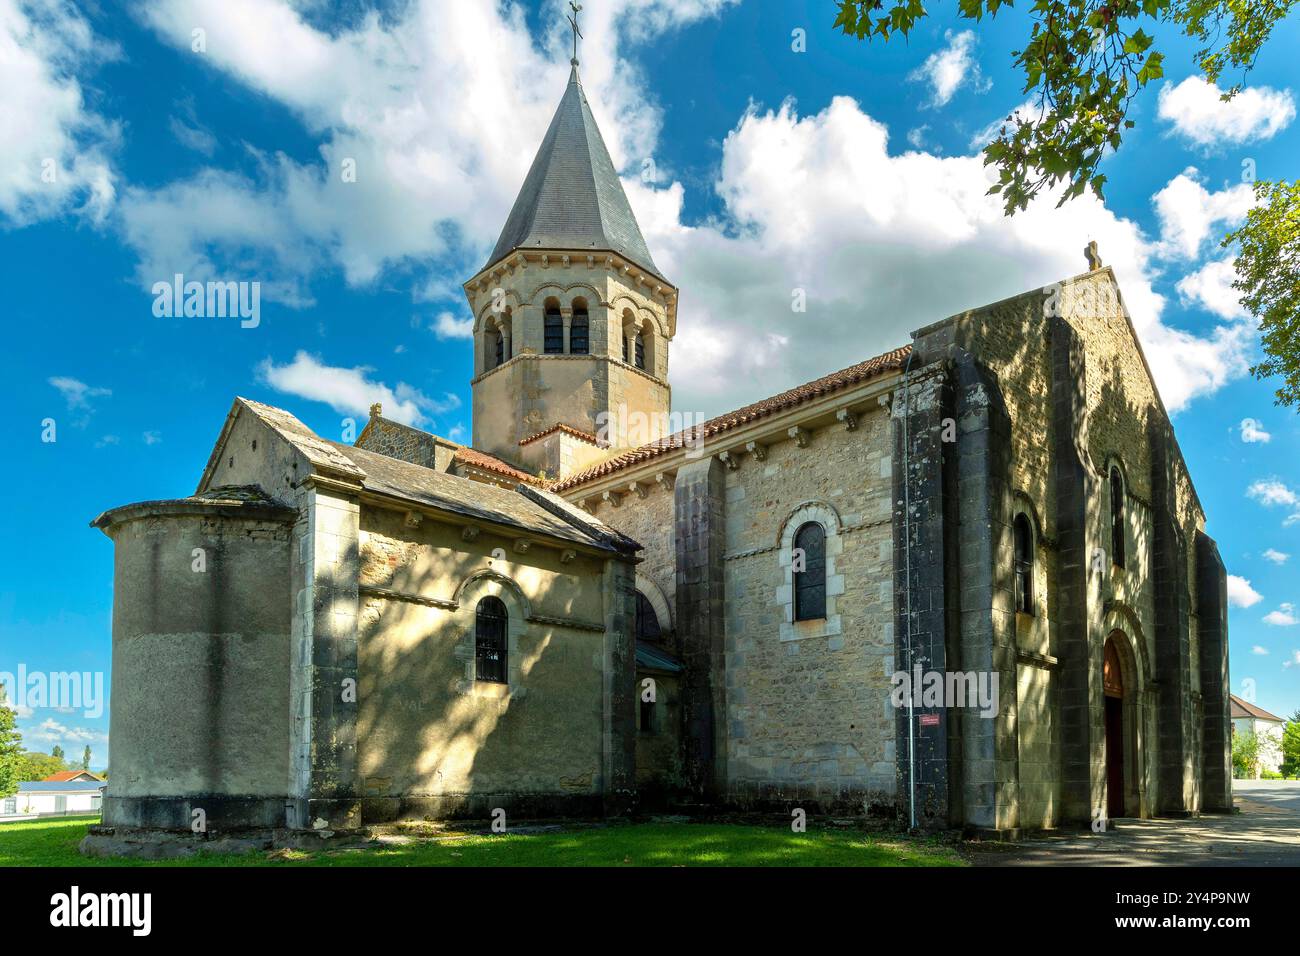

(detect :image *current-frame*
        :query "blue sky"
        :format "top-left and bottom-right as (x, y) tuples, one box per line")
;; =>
(2, 0), (1298, 767)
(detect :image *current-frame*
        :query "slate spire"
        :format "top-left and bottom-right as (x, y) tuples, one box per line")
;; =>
(484, 66), (665, 281)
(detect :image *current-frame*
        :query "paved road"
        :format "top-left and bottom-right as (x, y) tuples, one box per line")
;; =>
(968, 780), (1300, 866)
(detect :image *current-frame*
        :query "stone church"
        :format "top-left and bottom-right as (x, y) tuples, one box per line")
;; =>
(90, 59), (1231, 845)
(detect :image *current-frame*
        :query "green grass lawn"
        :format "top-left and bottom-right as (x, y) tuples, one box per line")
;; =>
(0, 816), (964, 867)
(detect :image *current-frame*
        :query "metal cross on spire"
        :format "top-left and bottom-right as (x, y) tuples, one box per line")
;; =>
(567, 2), (583, 66)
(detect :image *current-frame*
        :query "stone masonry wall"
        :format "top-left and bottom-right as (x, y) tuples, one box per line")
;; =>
(353, 504), (620, 820)
(926, 267), (1215, 826)
(719, 402), (895, 810)
(582, 477), (676, 644)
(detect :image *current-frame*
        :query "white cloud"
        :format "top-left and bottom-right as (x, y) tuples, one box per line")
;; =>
(142, 430), (162, 445)
(48, 375), (109, 410)
(94, 434), (119, 448)
(1247, 478), (1299, 508)
(25, 717), (107, 745)
(1175, 258), (1247, 320)
(908, 30), (990, 108)
(1263, 548), (1289, 564)
(258, 350), (460, 427)
(1251, 645), (1269, 655)
(1286, 650), (1300, 668)
(118, 3), (1260, 420)
(0, 695), (34, 718)
(0, 0), (118, 225)
(432, 311), (473, 340)
(1227, 574), (1264, 608)
(119, 166), (326, 308)
(627, 96), (1251, 415)
(970, 99), (1042, 149)
(1263, 603), (1298, 627)
(1240, 418), (1271, 443)
(1158, 77), (1295, 148)
(123, 0), (736, 299)
(1152, 169), (1253, 260)
(168, 98), (217, 156)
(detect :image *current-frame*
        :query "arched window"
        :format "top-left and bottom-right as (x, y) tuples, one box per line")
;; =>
(493, 330), (504, 368)
(544, 301), (564, 354)
(1110, 466), (1126, 569)
(634, 332), (646, 369)
(1013, 513), (1034, 615)
(635, 591), (661, 641)
(793, 522), (826, 621)
(570, 302), (589, 354)
(475, 596), (508, 683)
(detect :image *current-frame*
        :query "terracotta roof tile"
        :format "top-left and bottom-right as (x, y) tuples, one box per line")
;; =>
(550, 345), (910, 492)
(519, 423), (608, 447)
(1230, 694), (1284, 722)
(453, 446), (541, 484)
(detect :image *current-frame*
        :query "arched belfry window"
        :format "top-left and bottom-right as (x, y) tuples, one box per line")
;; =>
(475, 596), (508, 683)
(544, 300), (563, 354)
(635, 591), (661, 641)
(793, 522), (827, 621)
(570, 300), (589, 355)
(1110, 466), (1126, 569)
(1013, 513), (1034, 615)
(493, 331), (504, 368)
(634, 331), (646, 369)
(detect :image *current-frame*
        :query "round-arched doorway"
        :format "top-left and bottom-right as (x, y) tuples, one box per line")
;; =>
(1103, 637), (1125, 818)
(1102, 631), (1144, 819)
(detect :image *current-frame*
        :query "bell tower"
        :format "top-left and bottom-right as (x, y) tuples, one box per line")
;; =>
(464, 56), (677, 480)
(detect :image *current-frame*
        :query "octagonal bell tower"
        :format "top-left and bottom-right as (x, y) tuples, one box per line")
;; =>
(464, 63), (678, 480)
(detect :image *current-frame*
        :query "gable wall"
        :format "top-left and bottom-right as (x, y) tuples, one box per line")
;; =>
(200, 408), (303, 500)
(933, 268), (1212, 825)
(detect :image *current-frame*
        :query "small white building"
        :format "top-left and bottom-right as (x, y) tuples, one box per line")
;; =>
(1230, 694), (1286, 778)
(0, 779), (106, 820)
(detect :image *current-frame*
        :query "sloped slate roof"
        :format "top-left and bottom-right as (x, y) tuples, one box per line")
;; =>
(176, 398), (638, 556)
(322, 439), (637, 555)
(483, 65), (664, 281)
(550, 345), (911, 492)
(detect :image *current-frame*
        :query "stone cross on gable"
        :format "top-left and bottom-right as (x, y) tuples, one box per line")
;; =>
(1085, 240), (1103, 270)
